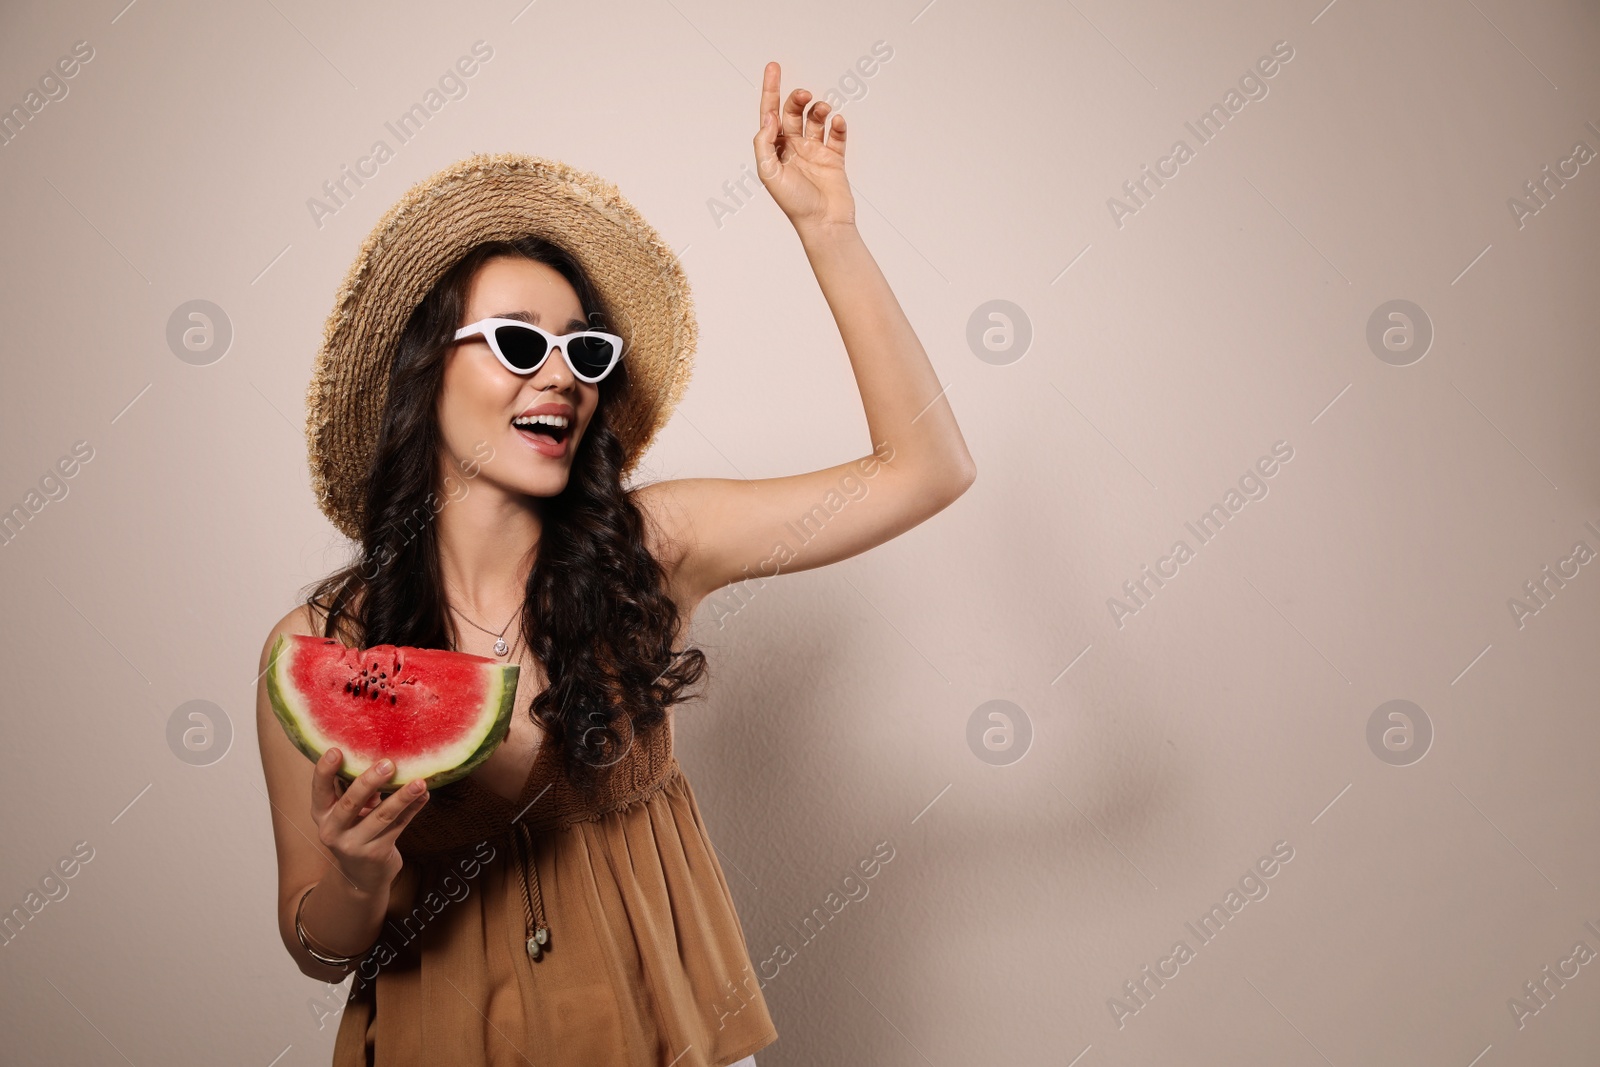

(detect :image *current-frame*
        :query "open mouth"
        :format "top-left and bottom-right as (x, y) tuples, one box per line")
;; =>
(511, 413), (572, 453)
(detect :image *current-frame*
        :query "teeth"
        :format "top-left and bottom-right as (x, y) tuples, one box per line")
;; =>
(513, 414), (569, 430)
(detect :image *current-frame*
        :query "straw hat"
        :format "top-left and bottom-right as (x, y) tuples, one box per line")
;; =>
(305, 152), (697, 541)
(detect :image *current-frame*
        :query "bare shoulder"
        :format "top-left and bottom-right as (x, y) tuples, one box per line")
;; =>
(256, 589), (362, 675)
(258, 602), (317, 673)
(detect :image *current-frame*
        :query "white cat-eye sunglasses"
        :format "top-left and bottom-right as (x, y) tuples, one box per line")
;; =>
(452, 317), (624, 383)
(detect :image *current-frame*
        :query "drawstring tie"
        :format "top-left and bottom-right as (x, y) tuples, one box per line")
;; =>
(510, 820), (550, 960)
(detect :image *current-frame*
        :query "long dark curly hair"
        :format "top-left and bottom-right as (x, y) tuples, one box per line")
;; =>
(300, 235), (706, 793)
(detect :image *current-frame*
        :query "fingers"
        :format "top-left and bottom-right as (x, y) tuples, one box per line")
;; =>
(325, 756), (398, 837)
(802, 100), (831, 143)
(310, 747), (345, 820)
(753, 100), (781, 181)
(781, 86), (809, 142)
(353, 779), (431, 847)
(758, 61), (780, 127)
(823, 111), (846, 157)
(756, 64), (846, 177)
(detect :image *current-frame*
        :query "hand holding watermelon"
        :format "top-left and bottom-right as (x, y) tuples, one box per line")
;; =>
(264, 634), (520, 894)
(310, 747), (431, 894)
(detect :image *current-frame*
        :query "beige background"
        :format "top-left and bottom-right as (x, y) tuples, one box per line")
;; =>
(2, 0), (1598, 1063)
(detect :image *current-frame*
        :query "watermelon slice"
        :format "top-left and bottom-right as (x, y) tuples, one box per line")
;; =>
(265, 633), (518, 791)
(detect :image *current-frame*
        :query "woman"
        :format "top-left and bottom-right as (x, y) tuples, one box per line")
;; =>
(257, 61), (975, 1066)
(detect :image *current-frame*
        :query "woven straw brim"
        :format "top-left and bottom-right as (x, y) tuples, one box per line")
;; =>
(305, 152), (696, 542)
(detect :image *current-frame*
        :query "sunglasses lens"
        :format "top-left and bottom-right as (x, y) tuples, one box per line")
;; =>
(565, 335), (618, 379)
(494, 324), (548, 372)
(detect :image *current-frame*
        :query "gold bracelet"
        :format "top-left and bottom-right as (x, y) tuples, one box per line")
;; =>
(295, 883), (363, 968)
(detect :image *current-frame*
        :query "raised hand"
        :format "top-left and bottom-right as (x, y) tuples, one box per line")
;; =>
(753, 60), (856, 232)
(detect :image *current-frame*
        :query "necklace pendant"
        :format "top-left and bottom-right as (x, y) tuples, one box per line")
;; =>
(494, 638), (509, 656)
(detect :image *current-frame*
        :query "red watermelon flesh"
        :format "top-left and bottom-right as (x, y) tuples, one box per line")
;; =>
(265, 633), (518, 791)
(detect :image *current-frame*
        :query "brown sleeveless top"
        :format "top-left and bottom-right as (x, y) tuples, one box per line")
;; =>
(331, 714), (778, 1066)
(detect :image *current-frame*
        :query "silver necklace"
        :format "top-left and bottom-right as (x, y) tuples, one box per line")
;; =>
(445, 583), (522, 658)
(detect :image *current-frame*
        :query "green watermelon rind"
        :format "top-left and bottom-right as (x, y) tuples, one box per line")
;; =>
(265, 632), (519, 793)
